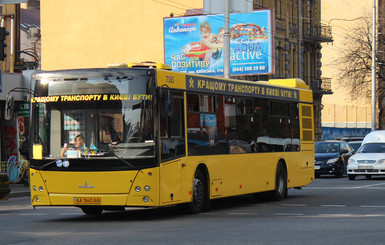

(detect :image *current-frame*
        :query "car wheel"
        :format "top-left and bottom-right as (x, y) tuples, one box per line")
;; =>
(348, 174), (356, 180)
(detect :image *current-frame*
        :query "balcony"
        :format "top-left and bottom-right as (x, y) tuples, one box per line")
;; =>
(304, 25), (333, 43)
(310, 77), (333, 95)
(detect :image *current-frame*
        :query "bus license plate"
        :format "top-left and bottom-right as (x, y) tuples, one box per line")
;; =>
(73, 197), (101, 205)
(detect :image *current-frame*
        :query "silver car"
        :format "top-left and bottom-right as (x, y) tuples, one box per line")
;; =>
(347, 131), (385, 180)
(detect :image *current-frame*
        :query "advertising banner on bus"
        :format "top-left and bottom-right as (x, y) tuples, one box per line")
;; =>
(163, 10), (273, 76)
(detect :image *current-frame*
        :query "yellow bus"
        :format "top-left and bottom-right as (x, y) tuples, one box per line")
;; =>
(28, 66), (314, 215)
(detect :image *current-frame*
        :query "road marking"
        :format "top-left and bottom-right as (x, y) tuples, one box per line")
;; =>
(317, 214), (352, 217)
(20, 213), (47, 216)
(352, 183), (385, 189)
(361, 205), (385, 208)
(280, 204), (307, 207)
(306, 183), (385, 190)
(321, 205), (346, 208)
(59, 213), (83, 215)
(228, 213), (258, 215)
(273, 213), (303, 216)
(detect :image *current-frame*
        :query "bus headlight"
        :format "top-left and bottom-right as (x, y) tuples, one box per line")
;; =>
(39, 186), (44, 192)
(143, 196), (149, 202)
(56, 160), (63, 167)
(33, 185), (37, 191)
(63, 160), (70, 168)
(135, 186), (141, 192)
(144, 185), (150, 191)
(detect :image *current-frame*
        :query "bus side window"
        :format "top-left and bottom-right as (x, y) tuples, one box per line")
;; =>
(160, 92), (185, 162)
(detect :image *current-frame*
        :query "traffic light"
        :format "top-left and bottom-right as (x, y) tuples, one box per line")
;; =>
(0, 27), (9, 61)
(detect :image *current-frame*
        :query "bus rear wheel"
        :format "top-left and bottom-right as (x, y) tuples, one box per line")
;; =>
(270, 162), (287, 201)
(81, 206), (103, 215)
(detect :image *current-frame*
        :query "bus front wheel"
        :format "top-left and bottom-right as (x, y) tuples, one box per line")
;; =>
(186, 169), (207, 214)
(81, 206), (103, 215)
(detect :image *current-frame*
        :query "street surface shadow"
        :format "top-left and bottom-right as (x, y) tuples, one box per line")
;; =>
(43, 192), (304, 222)
(316, 175), (385, 181)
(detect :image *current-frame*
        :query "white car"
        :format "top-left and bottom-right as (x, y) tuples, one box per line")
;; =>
(347, 131), (385, 180)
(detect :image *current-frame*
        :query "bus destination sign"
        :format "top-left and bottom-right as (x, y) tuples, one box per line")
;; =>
(186, 75), (299, 101)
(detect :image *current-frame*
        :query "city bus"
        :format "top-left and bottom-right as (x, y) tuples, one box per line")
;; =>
(27, 65), (314, 215)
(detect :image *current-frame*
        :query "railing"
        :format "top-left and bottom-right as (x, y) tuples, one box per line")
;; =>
(307, 77), (332, 93)
(320, 25), (333, 41)
(304, 25), (333, 42)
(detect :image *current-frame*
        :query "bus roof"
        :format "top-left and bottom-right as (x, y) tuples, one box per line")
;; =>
(32, 67), (152, 80)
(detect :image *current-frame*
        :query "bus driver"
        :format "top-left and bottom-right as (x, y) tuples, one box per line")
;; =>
(60, 135), (85, 157)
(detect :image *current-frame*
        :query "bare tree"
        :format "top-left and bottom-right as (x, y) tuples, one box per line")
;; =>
(336, 10), (385, 128)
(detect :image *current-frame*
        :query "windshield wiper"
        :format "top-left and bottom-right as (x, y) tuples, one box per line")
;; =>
(108, 142), (137, 169)
(40, 160), (59, 170)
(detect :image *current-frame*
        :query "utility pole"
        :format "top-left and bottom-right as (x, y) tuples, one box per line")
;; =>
(372, 0), (377, 131)
(223, 0), (230, 78)
(1, 3), (19, 73)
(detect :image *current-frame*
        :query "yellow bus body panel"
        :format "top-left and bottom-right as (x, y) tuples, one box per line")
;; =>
(30, 167), (160, 207)
(156, 69), (187, 90)
(268, 78), (309, 89)
(299, 90), (313, 103)
(159, 152), (314, 205)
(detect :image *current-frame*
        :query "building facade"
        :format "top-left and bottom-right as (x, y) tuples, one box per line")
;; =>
(1, 0), (332, 163)
(39, 0), (331, 142)
(321, 0), (384, 139)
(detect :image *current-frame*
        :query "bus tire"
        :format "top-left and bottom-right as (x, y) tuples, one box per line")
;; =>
(186, 168), (207, 214)
(270, 162), (287, 201)
(81, 206), (103, 215)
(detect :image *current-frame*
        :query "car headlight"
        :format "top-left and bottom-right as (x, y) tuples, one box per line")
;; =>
(348, 158), (356, 164)
(327, 158), (338, 164)
(377, 159), (385, 164)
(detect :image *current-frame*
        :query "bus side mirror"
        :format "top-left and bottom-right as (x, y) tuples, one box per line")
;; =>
(4, 94), (14, 120)
(160, 89), (173, 117)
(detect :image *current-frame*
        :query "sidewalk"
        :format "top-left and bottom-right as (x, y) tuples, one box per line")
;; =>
(9, 183), (30, 198)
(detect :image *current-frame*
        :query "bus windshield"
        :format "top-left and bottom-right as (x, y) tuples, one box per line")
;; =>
(30, 68), (156, 169)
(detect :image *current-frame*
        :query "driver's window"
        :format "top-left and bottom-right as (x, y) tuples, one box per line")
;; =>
(99, 114), (123, 144)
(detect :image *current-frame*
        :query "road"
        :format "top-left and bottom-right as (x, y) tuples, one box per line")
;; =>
(1, 176), (385, 245)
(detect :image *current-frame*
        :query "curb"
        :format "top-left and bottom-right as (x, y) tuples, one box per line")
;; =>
(9, 191), (30, 198)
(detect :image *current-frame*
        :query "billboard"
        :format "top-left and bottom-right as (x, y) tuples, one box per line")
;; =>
(164, 10), (273, 76)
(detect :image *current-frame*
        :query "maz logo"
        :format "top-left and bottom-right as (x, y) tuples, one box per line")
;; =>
(78, 181), (94, 189)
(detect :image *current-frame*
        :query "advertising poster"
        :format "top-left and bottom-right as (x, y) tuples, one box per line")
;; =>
(164, 10), (273, 76)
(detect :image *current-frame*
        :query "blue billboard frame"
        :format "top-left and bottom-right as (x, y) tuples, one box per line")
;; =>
(163, 9), (273, 76)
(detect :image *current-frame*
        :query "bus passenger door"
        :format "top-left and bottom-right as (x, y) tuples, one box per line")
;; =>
(160, 159), (182, 204)
(159, 91), (185, 204)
